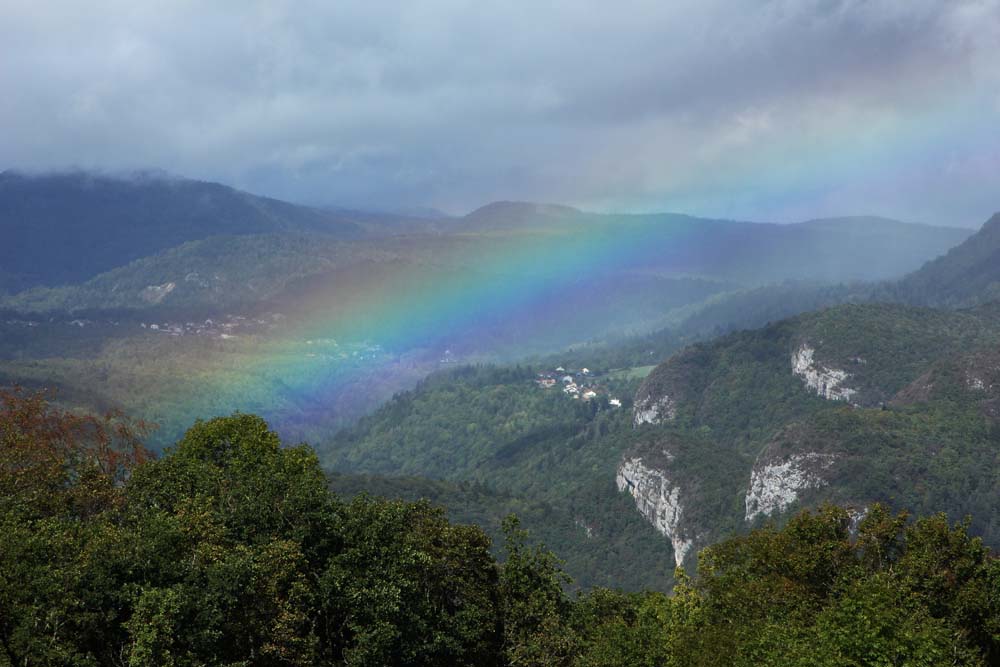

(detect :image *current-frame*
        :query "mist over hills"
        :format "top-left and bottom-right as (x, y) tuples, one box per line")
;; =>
(457, 201), (970, 285)
(0, 170), (983, 443)
(0, 172), (971, 313)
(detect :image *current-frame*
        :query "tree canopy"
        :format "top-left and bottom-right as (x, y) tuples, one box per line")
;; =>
(1, 390), (998, 665)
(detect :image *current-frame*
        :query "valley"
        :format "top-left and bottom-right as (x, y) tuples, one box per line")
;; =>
(7, 4), (1000, 663)
(2, 171), (999, 591)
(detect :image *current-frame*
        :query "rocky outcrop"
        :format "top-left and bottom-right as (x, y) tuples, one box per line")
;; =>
(745, 452), (836, 522)
(616, 457), (692, 566)
(140, 281), (176, 304)
(633, 393), (676, 426)
(791, 344), (857, 402)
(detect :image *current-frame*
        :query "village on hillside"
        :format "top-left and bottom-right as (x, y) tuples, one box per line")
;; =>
(535, 365), (622, 406)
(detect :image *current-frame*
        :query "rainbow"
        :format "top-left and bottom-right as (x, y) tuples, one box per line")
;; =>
(140, 215), (720, 444)
(137, 89), (1000, 445)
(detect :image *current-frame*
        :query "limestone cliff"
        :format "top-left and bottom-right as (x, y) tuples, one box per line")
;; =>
(616, 457), (693, 567)
(791, 343), (857, 403)
(745, 451), (836, 522)
(633, 394), (676, 426)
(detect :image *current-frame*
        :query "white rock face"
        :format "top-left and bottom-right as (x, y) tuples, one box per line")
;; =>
(617, 457), (691, 566)
(140, 281), (176, 304)
(633, 393), (677, 426)
(792, 344), (857, 402)
(745, 452), (835, 522)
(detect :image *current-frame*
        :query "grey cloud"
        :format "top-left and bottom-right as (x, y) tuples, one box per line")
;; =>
(1, 0), (997, 225)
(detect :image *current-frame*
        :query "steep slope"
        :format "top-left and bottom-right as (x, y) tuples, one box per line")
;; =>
(322, 365), (679, 589)
(619, 302), (1000, 564)
(0, 171), (366, 291)
(888, 212), (1000, 307)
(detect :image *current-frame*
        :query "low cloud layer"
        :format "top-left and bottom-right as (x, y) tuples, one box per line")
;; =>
(2, 1), (998, 225)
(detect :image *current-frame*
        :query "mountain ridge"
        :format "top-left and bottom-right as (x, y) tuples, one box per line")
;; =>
(0, 170), (369, 291)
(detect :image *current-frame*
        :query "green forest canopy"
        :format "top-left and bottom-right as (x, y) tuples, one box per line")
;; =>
(2, 390), (999, 666)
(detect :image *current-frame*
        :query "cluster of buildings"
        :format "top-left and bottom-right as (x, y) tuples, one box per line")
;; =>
(5, 313), (287, 342)
(4, 317), (115, 330)
(536, 366), (622, 407)
(138, 313), (286, 339)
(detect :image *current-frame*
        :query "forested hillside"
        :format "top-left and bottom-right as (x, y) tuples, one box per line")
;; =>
(0, 171), (370, 292)
(2, 391), (998, 666)
(327, 301), (1000, 577)
(887, 212), (1000, 307)
(325, 365), (675, 589)
(621, 301), (1000, 561)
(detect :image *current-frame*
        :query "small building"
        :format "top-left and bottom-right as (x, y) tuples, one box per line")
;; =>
(609, 398), (622, 408)
(582, 390), (598, 400)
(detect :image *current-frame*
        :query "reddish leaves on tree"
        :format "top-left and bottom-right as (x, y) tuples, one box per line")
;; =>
(0, 386), (153, 510)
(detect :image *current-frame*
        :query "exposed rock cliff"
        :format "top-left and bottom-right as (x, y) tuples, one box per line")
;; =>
(745, 451), (836, 522)
(616, 457), (692, 567)
(140, 281), (176, 304)
(633, 394), (676, 426)
(620, 303), (1000, 557)
(791, 343), (857, 403)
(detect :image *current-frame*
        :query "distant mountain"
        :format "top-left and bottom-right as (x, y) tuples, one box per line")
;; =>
(0, 169), (970, 301)
(0, 171), (367, 291)
(462, 201), (584, 229)
(0, 233), (390, 313)
(887, 212), (1000, 307)
(457, 202), (971, 285)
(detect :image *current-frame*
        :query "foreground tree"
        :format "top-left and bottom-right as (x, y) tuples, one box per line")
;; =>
(675, 504), (1000, 666)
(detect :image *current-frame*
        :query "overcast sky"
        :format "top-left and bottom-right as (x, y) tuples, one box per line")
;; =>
(2, 1), (998, 225)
